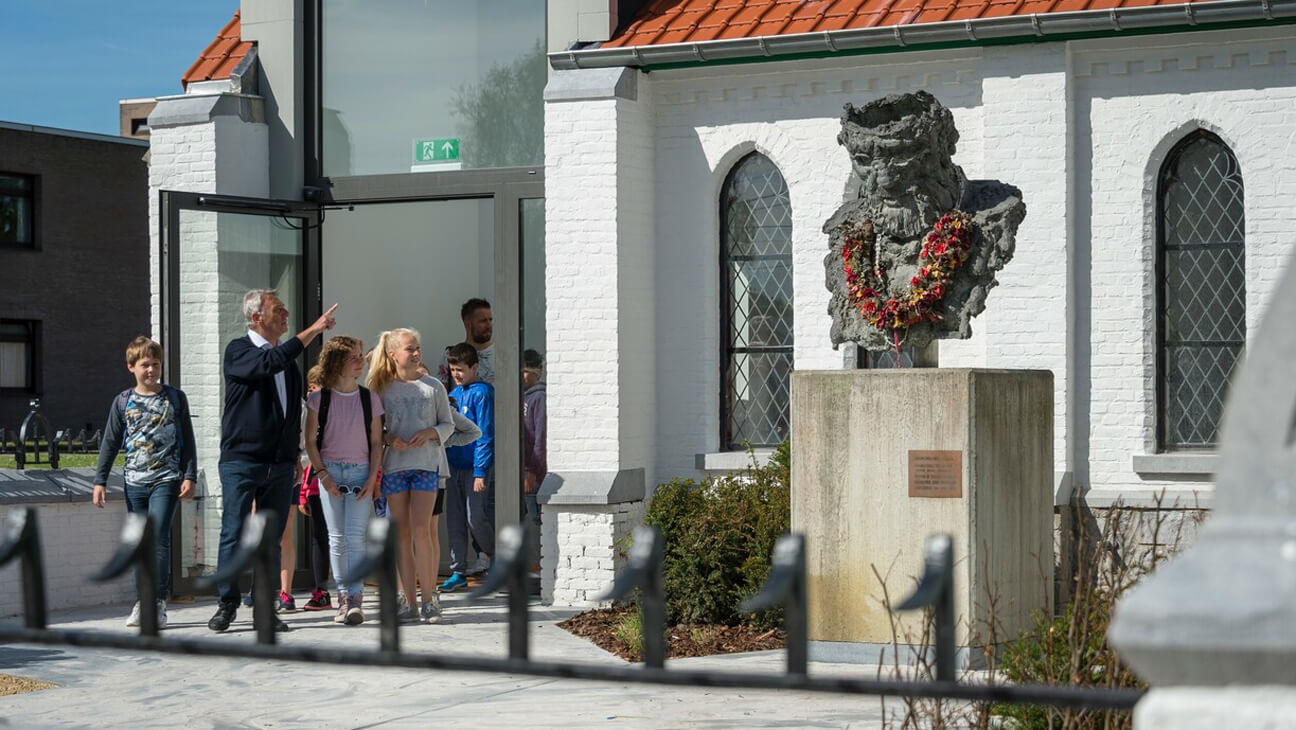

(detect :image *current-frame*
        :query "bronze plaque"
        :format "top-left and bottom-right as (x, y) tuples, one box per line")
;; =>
(908, 450), (963, 498)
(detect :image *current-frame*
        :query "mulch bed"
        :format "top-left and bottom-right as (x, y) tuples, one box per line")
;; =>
(558, 605), (785, 662)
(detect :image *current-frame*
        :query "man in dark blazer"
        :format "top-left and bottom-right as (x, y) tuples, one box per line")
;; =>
(208, 290), (337, 633)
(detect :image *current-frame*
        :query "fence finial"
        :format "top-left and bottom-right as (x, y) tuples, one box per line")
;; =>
(601, 526), (667, 669)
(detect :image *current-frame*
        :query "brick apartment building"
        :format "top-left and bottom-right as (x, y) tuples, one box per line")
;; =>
(0, 122), (149, 433)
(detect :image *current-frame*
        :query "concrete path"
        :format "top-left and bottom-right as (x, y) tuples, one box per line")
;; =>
(0, 593), (897, 729)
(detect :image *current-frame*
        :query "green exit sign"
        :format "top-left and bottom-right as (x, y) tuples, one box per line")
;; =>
(415, 138), (460, 163)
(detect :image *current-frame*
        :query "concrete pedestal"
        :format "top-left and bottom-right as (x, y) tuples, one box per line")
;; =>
(791, 369), (1053, 651)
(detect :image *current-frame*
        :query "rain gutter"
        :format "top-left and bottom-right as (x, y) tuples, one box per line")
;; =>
(548, 0), (1296, 71)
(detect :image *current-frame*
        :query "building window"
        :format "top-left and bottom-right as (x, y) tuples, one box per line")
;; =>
(0, 320), (39, 392)
(1157, 130), (1245, 450)
(0, 173), (35, 247)
(721, 153), (793, 449)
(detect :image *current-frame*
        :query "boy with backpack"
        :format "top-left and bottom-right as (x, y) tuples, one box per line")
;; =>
(92, 336), (197, 629)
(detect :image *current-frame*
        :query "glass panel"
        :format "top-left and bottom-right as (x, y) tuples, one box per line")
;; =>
(176, 210), (303, 582)
(1163, 139), (1244, 248)
(321, 199), (494, 369)
(723, 155), (792, 257)
(521, 198), (546, 356)
(727, 258), (792, 348)
(0, 341), (29, 388)
(322, 0), (547, 176)
(723, 154), (793, 449)
(1163, 344), (1241, 447)
(1164, 247), (1245, 343)
(726, 351), (793, 449)
(1159, 133), (1245, 450)
(323, 199), (494, 573)
(862, 347), (916, 369)
(1, 174), (33, 245)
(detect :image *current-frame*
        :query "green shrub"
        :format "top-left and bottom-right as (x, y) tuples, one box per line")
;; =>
(644, 443), (790, 629)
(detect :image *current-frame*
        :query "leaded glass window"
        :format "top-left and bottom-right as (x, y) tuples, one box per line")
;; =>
(721, 153), (793, 449)
(1157, 131), (1245, 449)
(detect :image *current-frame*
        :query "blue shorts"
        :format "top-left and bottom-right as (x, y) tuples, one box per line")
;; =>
(381, 469), (439, 496)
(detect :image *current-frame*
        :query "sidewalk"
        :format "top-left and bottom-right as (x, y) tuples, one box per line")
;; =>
(0, 593), (893, 729)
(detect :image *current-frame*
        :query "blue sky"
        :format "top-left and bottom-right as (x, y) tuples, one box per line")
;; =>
(0, 1), (241, 135)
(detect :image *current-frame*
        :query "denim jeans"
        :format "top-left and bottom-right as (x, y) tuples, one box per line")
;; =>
(215, 461), (295, 606)
(446, 468), (495, 574)
(123, 480), (181, 600)
(318, 461), (373, 597)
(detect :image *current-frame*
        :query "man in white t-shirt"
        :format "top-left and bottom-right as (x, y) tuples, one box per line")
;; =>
(437, 298), (494, 387)
(436, 297), (494, 575)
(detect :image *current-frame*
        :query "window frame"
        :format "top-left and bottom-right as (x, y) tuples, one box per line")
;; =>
(1154, 129), (1245, 452)
(0, 172), (37, 249)
(0, 319), (41, 394)
(718, 152), (794, 451)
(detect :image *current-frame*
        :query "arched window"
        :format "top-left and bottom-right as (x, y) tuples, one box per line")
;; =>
(1157, 130), (1245, 449)
(720, 152), (793, 449)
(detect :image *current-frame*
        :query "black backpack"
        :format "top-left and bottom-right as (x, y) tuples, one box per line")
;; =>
(316, 386), (374, 455)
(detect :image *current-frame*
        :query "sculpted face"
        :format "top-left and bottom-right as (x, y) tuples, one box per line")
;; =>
(840, 91), (959, 201)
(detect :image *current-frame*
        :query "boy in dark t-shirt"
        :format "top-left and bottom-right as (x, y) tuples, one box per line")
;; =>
(93, 337), (197, 629)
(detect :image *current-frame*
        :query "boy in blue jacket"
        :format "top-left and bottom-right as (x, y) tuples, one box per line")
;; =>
(439, 343), (495, 592)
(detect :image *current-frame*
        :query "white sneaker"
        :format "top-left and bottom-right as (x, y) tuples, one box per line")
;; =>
(125, 601), (141, 627)
(420, 595), (442, 624)
(156, 600), (168, 630)
(466, 554), (491, 577)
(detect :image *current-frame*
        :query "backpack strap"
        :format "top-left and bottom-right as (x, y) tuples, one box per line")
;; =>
(359, 385), (373, 455)
(316, 388), (332, 451)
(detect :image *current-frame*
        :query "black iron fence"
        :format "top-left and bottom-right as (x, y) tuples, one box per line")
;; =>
(4, 399), (104, 470)
(0, 506), (1142, 712)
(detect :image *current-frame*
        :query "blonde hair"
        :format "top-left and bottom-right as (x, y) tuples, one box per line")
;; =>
(125, 336), (163, 366)
(316, 335), (363, 390)
(366, 328), (420, 394)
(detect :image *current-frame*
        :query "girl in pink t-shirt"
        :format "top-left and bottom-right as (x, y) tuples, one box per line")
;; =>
(304, 336), (385, 625)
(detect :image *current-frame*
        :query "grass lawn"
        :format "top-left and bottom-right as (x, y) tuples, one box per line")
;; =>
(0, 453), (121, 470)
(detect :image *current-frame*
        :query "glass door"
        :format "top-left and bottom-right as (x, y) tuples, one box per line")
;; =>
(160, 191), (317, 597)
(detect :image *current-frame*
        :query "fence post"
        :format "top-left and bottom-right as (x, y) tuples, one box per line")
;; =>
(896, 533), (955, 683)
(0, 507), (49, 629)
(470, 523), (532, 661)
(196, 512), (280, 644)
(89, 513), (159, 636)
(341, 517), (401, 653)
(741, 533), (809, 675)
(601, 526), (667, 669)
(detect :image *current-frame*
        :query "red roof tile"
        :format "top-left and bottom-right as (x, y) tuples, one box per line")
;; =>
(603, 0), (1211, 48)
(181, 10), (254, 89)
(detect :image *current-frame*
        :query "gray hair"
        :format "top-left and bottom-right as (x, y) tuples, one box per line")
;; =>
(243, 289), (279, 324)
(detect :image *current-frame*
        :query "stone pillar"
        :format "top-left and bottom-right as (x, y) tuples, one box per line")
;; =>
(539, 66), (655, 605)
(1110, 250), (1296, 720)
(147, 91), (268, 578)
(793, 369), (1053, 655)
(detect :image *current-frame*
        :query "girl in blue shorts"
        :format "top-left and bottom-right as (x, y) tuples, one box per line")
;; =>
(367, 328), (455, 623)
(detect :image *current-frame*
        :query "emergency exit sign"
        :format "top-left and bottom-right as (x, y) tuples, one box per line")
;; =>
(415, 138), (460, 163)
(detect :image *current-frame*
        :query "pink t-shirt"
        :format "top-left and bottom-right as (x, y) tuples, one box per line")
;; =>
(306, 388), (385, 465)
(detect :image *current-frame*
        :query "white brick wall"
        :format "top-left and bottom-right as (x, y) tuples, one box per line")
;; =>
(147, 95), (270, 577)
(0, 502), (134, 618)
(1077, 27), (1296, 496)
(541, 500), (647, 606)
(544, 27), (1296, 504)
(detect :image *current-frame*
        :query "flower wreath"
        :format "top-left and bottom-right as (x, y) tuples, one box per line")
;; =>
(841, 211), (976, 345)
